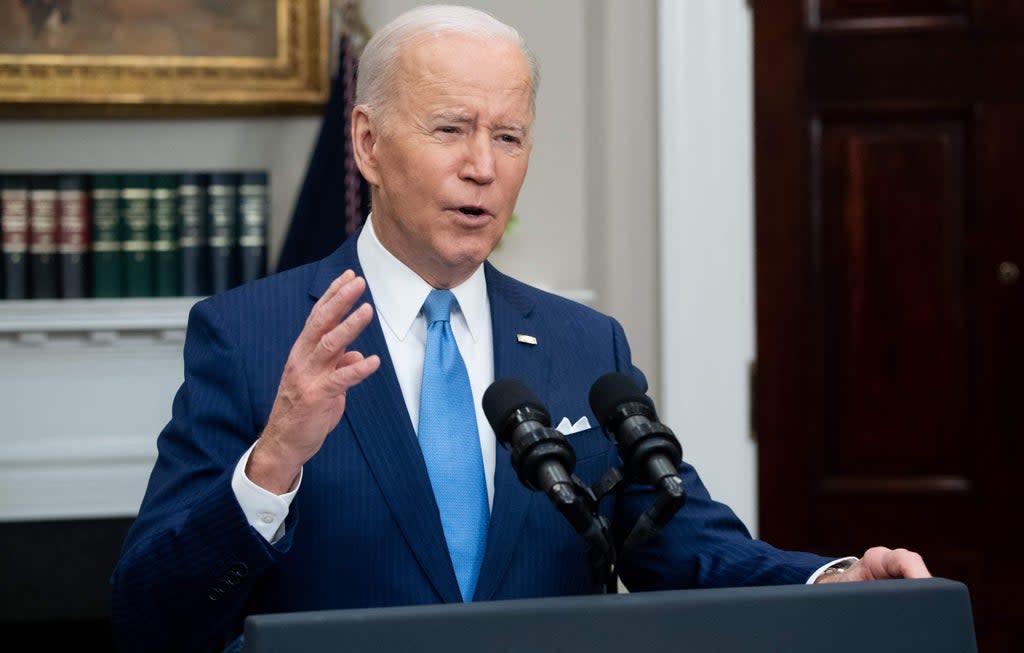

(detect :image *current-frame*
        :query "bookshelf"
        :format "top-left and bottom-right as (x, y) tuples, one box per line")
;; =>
(0, 118), (315, 524)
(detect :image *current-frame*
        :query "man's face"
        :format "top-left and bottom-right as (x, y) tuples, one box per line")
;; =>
(354, 33), (533, 288)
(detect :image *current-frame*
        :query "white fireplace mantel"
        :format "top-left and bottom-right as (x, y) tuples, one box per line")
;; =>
(1, 297), (196, 522)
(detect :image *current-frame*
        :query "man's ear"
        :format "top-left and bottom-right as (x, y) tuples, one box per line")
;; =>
(351, 106), (381, 186)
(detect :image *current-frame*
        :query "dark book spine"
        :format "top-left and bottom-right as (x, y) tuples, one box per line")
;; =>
(120, 174), (154, 298)
(90, 174), (123, 298)
(28, 174), (60, 299)
(237, 171), (269, 285)
(179, 172), (209, 297)
(208, 172), (238, 295)
(152, 173), (181, 297)
(57, 173), (91, 299)
(1, 175), (30, 300)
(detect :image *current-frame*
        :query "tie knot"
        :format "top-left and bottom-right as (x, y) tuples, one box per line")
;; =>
(422, 289), (456, 324)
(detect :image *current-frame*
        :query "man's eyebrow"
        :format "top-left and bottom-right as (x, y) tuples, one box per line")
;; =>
(430, 112), (527, 132)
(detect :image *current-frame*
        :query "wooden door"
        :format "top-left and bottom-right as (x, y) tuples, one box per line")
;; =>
(754, 2), (1023, 651)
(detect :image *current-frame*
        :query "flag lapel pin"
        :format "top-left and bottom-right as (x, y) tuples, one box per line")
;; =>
(516, 334), (538, 345)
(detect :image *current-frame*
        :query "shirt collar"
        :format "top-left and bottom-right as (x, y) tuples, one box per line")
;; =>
(357, 214), (489, 343)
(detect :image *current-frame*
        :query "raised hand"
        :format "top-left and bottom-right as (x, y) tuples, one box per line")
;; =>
(246, 270), (381, 493)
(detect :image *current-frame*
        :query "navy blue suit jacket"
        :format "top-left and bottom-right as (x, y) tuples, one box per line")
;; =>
(110, 235), (831, 653)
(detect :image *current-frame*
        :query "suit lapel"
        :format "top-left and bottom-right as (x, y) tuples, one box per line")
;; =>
(310, 238), (462, 603)
(473, 264), (552, 601)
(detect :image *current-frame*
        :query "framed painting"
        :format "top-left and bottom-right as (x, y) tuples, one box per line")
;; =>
(0, 0), (330, 117)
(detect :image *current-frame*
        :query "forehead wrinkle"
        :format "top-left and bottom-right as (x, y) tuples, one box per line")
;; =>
(431, 110), (473, 123)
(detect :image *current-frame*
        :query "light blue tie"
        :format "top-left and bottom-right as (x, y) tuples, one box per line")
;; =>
(418, 289), (489, 601)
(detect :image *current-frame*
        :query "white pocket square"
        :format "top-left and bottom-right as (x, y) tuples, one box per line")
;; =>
(555, 416), (591, 435)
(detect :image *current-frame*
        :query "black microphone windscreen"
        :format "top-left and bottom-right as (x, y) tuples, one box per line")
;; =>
(588, 372), (653, 427)
(482, 378), (548, 432)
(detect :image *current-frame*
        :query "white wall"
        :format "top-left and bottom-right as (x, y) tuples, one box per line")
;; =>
(658, 0), (758, 534)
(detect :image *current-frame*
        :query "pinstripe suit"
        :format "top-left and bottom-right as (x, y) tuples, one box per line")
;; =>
(110, 234), (832, 653)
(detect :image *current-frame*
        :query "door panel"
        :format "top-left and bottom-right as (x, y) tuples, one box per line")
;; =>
(818, 118), (969, 471)
(755, 2), (1023, 651)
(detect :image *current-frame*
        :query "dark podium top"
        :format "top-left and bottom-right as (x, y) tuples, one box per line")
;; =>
(243, 577), (976, 653)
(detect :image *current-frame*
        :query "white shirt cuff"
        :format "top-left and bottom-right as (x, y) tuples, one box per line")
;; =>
(231, 442), (301, 544)
(806, 556), (859, 584)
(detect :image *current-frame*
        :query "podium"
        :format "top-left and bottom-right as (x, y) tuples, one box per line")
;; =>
(243, 577), (976, 653)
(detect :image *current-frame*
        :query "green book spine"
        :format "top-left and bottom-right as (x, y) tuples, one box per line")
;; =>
(120, 173), (154, 298)
(152, 173), (181, 297)
(237, 170), (269, 285)
(90, 174), (123, 298)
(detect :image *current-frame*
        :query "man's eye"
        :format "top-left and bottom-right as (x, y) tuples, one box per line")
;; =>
(498, 134), (521, 145)
(438, 126), (460, 134)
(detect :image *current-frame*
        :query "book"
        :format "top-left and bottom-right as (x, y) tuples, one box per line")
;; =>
(178, 172), (209, 297)
(152, 173), (181, 297)
(90, 173), (124, 298)
(207, 172), (239, 295)
(120, 173), (154, 297)
(1, 175), (29, 300)
(56, 173), (91, 299)
(28, 174), (60, 299)
(237, 170), (270, 285)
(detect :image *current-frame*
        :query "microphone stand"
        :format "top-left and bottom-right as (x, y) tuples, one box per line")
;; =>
(543, 471), (617, 594)
(590, 465), (687, 574)
(619, 474), (686, 556)
(518, 424), (686, 593)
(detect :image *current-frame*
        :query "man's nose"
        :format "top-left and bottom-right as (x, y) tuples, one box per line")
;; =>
(459, 134), (496, 184)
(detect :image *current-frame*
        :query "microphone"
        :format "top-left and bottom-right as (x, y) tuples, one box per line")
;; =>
(589, 372), (686, 553)
(482, 378), (577, 497)
(483, 378), (615, 586)
(588, 372), (683, 491)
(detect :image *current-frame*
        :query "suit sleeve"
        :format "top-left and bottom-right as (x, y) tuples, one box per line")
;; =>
(110, 297), (293, 653)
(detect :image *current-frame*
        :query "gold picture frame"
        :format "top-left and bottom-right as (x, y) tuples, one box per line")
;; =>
(0, 0), (330, 118)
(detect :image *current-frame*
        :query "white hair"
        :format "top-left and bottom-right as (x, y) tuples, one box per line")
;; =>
(355, 4), (539, 120)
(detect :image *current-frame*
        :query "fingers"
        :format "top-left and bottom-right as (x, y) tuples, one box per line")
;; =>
(312, 301), (374, 366)
(861, 546), (932, 580)
(884, 547), (931, 579)
(327, 352), (381, 393)
(311, 298), (376, 376)
(297, 270), (363, 355)
(306, 280), (380, 393)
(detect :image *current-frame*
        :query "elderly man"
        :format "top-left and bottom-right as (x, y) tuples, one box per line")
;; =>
(110, 5), (929, 653)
